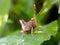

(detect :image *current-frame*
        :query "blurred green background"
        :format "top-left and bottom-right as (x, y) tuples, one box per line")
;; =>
(0, 0), (60, 45)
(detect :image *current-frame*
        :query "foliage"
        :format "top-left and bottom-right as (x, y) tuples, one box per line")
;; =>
(0, 0), (59, 45)
(0, 0), (11, 36)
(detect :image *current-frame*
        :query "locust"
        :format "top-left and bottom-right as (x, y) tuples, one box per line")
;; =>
(19, 17), (37, 39)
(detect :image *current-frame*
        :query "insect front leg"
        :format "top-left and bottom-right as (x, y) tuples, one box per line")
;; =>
(22, 30), (26, 38)
(31, 27), (34, 40)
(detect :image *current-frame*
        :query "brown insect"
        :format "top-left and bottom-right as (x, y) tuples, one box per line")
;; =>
(19, 17), (37, 39)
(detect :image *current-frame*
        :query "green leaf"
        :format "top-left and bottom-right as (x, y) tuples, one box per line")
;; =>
(36, 0), (57, 25)
(0, 0), (11, 35)
(58, 6), (60, 14)
(44, 20), (58, 36)
(0, 30), (50, 45)
(0, 0), (11, 14)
